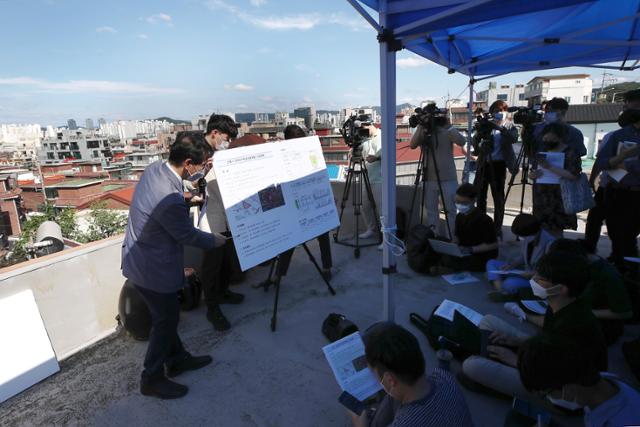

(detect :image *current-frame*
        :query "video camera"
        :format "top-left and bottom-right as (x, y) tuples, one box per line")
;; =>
(474, 111), (497, 139)
(510, 106), (544, 127)
(409, 103), (448, 130)
(340, 114), (372, 157)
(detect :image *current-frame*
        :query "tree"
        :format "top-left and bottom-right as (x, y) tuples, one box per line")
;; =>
(78, 201), (127, 243)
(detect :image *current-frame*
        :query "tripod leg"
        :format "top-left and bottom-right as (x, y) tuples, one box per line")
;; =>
(270, 257), (283, 332)
(362, 167), (382, 245)
(408, 148), (425, 229)
(302, 243), (336, 295)
(334, 162), (354, 242)
(353, 169), (363, 258)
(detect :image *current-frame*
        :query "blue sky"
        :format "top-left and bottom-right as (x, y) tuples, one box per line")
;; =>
(1, 0), (638, 126)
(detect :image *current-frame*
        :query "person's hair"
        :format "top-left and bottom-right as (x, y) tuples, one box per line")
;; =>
(518, 335), (600, 392)
(456, 183), (477, 200)
(169, 131), (211, 165)
(489, 100), (508, 114)
(511, 213), (540, 237)
(541, 122), (568, 140)
(548, 238), (588, 258)
(206, 114), (238, 138)
(547, 97), (570, 112)
(535, 251), (590, 297)
(284, 125), (306, 140)
(623, 89), (640, 103)
(364, 322), (425, 386)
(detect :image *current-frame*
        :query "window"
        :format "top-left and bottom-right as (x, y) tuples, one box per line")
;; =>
(576, 80), (581, 84)
(93, 150), (99, 158)
(564, 97), (571, 103)
(47, 153), (55, 160)
(519, 93), (525, 100)
(45, 188), (58, 199)
(86, 140), (100, 149)
(497, 94), (508, 101)
(583, 95), (589, 103)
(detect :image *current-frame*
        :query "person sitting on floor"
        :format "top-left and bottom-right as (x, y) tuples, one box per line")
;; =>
(460, 252), (607, 400)
(486, 213), (556, 297)
(547, 238), (632, 345)
(518, 336), (640, 425)
(349, 322), (473, 427)
(438, 183), (499, 273)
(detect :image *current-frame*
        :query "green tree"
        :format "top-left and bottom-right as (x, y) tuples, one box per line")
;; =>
(79, 201), (128, 243)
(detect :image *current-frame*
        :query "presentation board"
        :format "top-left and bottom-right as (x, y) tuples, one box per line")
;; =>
(0, 290), (60, 403)
(213, 136), (340, 271)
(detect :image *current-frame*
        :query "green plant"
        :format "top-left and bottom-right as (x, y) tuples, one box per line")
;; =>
(79, 201), (128, 243)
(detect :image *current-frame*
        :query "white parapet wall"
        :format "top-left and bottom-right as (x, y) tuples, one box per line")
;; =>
(0, 235), (126, 360)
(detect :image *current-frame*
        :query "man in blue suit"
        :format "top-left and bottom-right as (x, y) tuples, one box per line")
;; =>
(122, 132), (226, 399)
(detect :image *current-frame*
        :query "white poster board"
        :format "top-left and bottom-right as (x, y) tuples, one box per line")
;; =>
(0, 290), (60, 403)
(213, 136), (340, 271)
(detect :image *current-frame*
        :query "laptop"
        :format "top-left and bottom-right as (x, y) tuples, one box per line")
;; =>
(428, 239), (470, 257)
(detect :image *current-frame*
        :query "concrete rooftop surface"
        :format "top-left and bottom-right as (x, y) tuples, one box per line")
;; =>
(1, 214), (639, 427)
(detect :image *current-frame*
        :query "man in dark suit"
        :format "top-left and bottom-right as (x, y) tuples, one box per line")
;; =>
(122, 133), (226, 399)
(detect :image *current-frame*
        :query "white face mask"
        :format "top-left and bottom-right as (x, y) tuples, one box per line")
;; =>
(215, 138), (230, 151)
(546, 388), (583, 411)
(544, 112), (558, 123)
(456, 203), (474, 214)
(529, 278), (562, 299)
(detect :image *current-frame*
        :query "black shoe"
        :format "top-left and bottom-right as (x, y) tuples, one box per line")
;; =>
(140, 377), (188, 399)
(207, 306), (231, 331)
(221, 289), (244, 305)
(166, 354), (213, 378)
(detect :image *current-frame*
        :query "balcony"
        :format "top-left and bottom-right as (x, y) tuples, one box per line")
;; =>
(0, 182), (636, 426)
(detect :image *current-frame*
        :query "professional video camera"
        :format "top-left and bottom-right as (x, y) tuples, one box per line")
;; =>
(473, 111), (497, 140)
(408, 103), (448, 131)
(340, 114), (372, 157)
(510, 105), (544, 127)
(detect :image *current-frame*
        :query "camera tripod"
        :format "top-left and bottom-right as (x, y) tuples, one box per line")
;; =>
(256, 241), (336, 332)
(504, 127), (535, 215)
(473, 134), (504, 233)
(333, 154), (382, 258)
(407, 125), (453, 240)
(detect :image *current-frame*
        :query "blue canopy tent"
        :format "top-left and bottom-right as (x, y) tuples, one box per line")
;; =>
(346, 0), (640, 321)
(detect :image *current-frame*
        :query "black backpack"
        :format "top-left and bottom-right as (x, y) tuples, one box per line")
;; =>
(405, 224), (440, 274)
(322, 313), (359, 343)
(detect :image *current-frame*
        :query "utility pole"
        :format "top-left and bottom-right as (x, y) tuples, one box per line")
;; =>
(598, 72), (617, 103)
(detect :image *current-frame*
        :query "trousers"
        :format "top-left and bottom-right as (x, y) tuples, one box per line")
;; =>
(135, 285), (188, 381)
(201, 231), (234, 309)
(476, 160), (507, 232)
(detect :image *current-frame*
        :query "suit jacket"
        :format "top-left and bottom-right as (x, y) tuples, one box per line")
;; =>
(122, 161), (216, 293)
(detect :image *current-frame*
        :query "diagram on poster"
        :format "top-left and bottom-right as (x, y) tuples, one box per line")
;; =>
(212, 136), (340, 271)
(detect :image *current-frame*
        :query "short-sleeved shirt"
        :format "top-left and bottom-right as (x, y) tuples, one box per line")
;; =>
(389, 369), (473, 427)
(541, 298), (608, 370)
(534, 122), (586, 157)
(362, 131), (383, 184)
(455, 208), (498, 261)
(583, 374), (640, 427)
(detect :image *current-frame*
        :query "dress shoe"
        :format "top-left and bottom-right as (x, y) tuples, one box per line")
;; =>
(221, 289), (244, 305)
(166, 354), (213, 378)
(358, 229), (375, 239)
(140, 377), (188, 399)
(207, 306), (231, 331)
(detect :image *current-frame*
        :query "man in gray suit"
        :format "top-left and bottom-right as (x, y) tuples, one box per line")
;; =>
(122, 132), (226, 399)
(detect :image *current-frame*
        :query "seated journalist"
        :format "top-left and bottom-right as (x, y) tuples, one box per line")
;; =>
(349, 322), (473, 427)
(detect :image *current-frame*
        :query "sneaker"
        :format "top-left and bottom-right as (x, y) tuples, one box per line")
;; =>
(221, 289), (245, 305)
(207, 306), (231, 331)
(166, 354), (213, 378)
(358, 229), (375, 239)
(140, 377), (188, 399)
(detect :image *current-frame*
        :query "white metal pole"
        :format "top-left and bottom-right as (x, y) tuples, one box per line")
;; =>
(379, 0), (397, 322)
(465, 80), (474, 183)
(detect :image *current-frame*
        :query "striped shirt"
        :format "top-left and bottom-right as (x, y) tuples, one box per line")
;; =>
(390, 369), (473, 427)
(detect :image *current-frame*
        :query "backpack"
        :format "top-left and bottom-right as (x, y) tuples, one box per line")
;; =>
(405, 224), (440, 273)
(177, 273), (203, 311)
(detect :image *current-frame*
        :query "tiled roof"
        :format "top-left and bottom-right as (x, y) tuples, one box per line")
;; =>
(565, 103), (622, 124)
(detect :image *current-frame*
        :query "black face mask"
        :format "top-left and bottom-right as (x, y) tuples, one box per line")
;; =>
(545, 140), (561, 150)
(618, 109), (640, 127)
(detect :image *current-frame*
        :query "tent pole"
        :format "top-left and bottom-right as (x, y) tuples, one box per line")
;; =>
(464, 79), (474, 184)
(379, 0), (397, 322)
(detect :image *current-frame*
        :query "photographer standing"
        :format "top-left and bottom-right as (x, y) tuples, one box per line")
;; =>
(410, 112), (466, 238)
(358, 121), (383, 243)
(533, 97), (586, 157)
(473, 100), (519, 235)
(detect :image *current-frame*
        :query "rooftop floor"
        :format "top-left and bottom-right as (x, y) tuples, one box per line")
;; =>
(1, 214), (638, 427)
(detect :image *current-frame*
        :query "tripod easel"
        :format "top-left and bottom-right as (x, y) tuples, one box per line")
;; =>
(257, 242), (336, 332)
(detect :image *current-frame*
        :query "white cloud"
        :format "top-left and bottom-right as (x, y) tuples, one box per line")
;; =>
(96, 26), (117, 34)
(0, 76), (183, 95)
(224, 83), (254, 92)
(147, 13), (173, 26)
(137, 34), (149, 40)
(204, 1), (365, 31)
(260, 96), (273, 101)
(236, 103), (249, 109)
(250, 0), (267, 6)
(397, 57), (431, 69)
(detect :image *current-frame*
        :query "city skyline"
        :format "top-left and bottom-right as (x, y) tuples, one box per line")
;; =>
(1, 0), (639, 125)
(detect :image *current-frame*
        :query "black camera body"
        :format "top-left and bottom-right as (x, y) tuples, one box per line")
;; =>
(511, 106), (544, 126)
(474, 112), (497, 139)
(409, 104), (448, 130)
(341, 114), (372, 158)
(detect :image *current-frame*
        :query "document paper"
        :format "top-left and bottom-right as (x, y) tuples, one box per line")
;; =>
(213, 136), (340, 271)
(536, 152), (565, 185)
(323, 332), (382, 401)
(434, 299), (483, 326)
